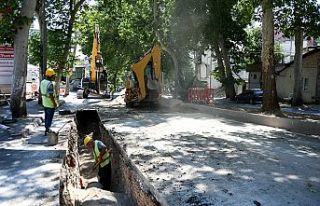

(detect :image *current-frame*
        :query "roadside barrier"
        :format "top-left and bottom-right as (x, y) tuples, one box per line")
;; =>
(188, 87), (214, 105)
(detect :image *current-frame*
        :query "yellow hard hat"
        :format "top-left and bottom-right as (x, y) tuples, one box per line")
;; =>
(84, 135), (93, 146)
(45, 68), (56, 77)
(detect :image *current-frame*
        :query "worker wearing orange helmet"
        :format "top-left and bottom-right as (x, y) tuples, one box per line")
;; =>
(84, 135), (111, 190)
(40, 68), (58, 136)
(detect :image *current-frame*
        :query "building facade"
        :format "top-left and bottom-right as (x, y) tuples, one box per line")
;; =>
(276, 48), (320, 103)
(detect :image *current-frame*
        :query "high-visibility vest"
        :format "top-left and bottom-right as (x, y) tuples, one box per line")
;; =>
(93, 141), (110, 168)
(40, 79), (56, 108)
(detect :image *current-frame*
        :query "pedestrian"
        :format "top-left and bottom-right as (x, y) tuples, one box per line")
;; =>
(40, 68), (58, 136)
(84, 135), (112, 190)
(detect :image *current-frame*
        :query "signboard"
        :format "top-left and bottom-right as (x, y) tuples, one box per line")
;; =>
(0, 45), (14, 93)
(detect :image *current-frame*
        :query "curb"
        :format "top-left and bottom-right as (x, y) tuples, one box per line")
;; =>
(160, 97), (320, 136)
(187, 103), (320, 136)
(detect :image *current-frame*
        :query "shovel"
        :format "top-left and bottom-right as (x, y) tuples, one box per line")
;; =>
(47, 120), (72, 145)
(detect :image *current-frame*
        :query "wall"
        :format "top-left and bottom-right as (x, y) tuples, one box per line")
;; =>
(276, 67), (294, 100)
(276, 51), (319, 103)
(249, 72), (261, 89)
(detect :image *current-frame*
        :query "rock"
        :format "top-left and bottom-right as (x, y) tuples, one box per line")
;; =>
(253, 200), (261, 206)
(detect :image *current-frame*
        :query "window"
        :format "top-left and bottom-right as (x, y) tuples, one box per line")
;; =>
(303, 78), (309, 91)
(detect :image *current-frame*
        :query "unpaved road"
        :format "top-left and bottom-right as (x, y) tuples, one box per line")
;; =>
(101, 109), (320, 206)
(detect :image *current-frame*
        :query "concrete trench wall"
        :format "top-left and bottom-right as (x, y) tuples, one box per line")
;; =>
(101, 127), (168, 206)
(60, 110), (167, 206)
(93, 111), (168, 206)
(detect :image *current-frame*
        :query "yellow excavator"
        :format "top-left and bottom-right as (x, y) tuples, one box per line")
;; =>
(124, 44), (162, 107)
(77, 25), (108, 99)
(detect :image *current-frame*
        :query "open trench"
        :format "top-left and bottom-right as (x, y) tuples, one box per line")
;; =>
(59, 109), (167, 206)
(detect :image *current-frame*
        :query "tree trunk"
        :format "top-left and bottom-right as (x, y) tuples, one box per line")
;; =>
(219, 36), (236, 99)
(261, 0), (280, 113)
(112, 71), (118, 95)
(213, 41), (226, 94)
(292, 27), (304, 106)
(38, 0), (48, 104)
(55, 67), (63, 99)
(10, 0), (37, 118)
(55, 0), (86, 98)
(65, 75), (70, 96)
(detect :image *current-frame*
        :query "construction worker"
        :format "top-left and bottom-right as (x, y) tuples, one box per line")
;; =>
(40, 68), (58, 136)
(84, 135), (111, 190)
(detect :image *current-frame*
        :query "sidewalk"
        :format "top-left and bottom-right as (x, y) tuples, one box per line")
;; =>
(212, 98), (320, 120)
(0, 99), (70, 206)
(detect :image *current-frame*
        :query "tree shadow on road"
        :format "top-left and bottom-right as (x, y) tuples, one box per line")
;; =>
(0, 148), (64, 205)
(122, 128), (320, 206)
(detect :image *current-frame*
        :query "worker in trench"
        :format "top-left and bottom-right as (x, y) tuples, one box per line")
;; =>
(84, 135), (111, 190)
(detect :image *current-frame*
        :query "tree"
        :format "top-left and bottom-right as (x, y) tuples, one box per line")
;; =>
(154, 0), (205, 99)
(46, 0), (86, 96)
(275, 0), (320, 106)
(0, 0), (38, 118)
(77, 0), (156, 94)
(154, 0), (180, 97)
(154, 0), (256, 100)
(38, 0), (48, 85)
(243, 27), (283, 69)
(261, 0), (280, 113)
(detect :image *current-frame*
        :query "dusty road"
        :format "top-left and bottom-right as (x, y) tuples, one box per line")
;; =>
(0, 123), (64, 206)
(100, 108), (320, 206)
(0, 100), (71, 206)
(2, 93), (317, 206)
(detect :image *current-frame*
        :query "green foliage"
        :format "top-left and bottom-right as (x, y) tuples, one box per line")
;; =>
(47, 29), (68, 68)
(242, 27), (284, 70)
(159, 0), (207, 97)
(244, 27), (263, 65)
(0, 1), (33, 44)
(45, 0), (72, 69)
(77, 0), (156, 89)
(275, 0), (320, 37)
(235, 0), (261, 24)
(28, 31), (41, 65)
(201, 0), (248, 91)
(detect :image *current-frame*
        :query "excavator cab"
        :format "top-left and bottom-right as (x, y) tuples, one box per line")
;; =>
(124, 44), (161, 107)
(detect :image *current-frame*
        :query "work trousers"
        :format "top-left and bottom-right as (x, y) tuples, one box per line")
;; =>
(44, 107), (55, 132)
(98, 163), (112, 190)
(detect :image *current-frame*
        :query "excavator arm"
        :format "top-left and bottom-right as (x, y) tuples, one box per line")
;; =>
(90, 25), (100, 82)
(130, 44), (161, 101)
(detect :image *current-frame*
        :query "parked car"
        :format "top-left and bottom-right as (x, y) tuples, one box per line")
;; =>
(235, 89), (263, 104)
